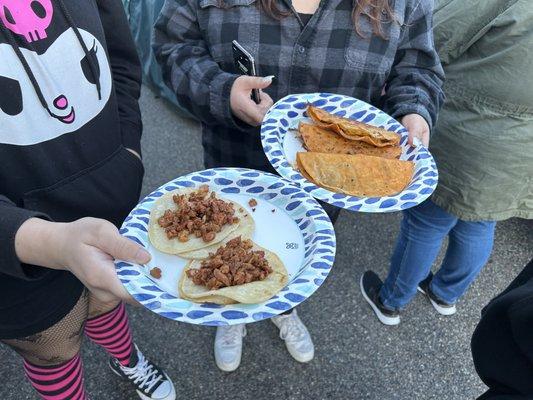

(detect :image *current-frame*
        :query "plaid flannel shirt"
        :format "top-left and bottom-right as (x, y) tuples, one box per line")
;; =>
(153, 0), (444, 171)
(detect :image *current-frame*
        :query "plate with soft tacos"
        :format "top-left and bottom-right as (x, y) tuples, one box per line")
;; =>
(115, 168), (335, 326)
(261, 93), (438, 212)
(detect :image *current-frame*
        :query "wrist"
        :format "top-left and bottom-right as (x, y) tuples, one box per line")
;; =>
(15, 218), (70, 271)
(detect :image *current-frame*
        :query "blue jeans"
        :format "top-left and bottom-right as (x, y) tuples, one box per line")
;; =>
(380, 199), (496, 310)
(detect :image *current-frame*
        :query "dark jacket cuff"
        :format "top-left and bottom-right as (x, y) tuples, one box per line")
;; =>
(389, 102), (434, 131)
(210, 72), (251, 131)
(0, 204), (51, 280)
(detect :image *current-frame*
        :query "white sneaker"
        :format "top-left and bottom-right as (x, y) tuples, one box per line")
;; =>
(271, 310), (314, 363)
(109, 344), (176, 400)
(214, 324), (246, 372)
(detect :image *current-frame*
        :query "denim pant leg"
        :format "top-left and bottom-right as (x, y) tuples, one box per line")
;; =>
(430, 219), (496, 304)
(380, 200), (457, 310)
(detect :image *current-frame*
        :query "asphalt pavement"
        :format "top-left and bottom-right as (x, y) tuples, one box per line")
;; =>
(1, 86), (531, 400)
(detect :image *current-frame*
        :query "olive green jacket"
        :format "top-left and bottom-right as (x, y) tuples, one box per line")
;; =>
(430, 0), (533, 221)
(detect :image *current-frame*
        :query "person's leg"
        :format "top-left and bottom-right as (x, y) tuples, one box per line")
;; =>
(214, 324), (247, 372)
(1, 290), (89, 400)
(430, 219), (496, 304)
(85, 293), (176, 400)
(361, 200), (458, 324)
(319, 201), (341, 225)
(85, 296), (133, 366)
(379, 200), (458, 310)
(274, 201), (324, 361)
(271, 308), (314, 363)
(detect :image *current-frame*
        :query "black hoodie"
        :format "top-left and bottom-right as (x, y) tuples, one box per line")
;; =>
(0, 0), (143, 338)
(472, 259), (533, 399)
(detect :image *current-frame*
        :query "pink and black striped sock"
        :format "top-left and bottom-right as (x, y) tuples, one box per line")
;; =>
(84, 303), (134, 367)
(23, 354), (87, 400)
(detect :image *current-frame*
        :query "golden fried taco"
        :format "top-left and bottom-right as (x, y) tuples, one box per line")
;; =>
(307, 105), (400, 147)
(299, 122), (402, 159)
(179, 237), (288, 304)
(296, 152), (414, 197)
(148, 185), (249, 255)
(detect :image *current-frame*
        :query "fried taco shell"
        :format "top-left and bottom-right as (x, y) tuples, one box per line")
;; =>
(178, 244), (288, 305)
(296, 152), (414, 197)
(307, 106), (400, 147)
(299, 122), (402, 159)
(148, 188), (248, 255)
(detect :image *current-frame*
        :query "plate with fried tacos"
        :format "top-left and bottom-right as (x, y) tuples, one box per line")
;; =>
(261, 93), (438, 212)
(115, 168), (336, 326)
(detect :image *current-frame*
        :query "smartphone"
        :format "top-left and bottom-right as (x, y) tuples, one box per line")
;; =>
(232, 40), (261, 104)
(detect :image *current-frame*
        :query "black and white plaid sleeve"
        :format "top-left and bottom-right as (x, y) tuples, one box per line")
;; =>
(381, 0), (445, 129)
(152, 0), (240, 127)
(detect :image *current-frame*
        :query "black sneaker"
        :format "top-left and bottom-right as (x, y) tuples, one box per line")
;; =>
(417, 273), (457, 316)
(109, 344), (176, 400)
(360, 271), (400, 326)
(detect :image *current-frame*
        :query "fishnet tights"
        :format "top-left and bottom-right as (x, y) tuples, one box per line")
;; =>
(1, 290), (120, 366)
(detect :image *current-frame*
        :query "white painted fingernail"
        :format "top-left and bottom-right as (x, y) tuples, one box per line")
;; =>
(262, 75), (275, 83)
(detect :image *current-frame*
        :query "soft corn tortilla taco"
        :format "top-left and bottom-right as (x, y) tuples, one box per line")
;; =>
(307, 106), (400, 147)
(179, 291), (236, 305)
(178, 244), (289, 305)
(299, 122), (402, 159)
(297, 152), (414, 197)
(179, 213), (255, 260)
(148, 188), (248, 255)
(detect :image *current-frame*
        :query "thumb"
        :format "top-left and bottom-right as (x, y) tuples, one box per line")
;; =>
(407, 129), (416, 147)
(97, 224), (151, 265)
(401, 119), (415, 147)
(405, 123), (421, 147)
(241, 75), (274, 90)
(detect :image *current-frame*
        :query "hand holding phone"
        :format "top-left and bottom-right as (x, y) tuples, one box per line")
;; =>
(232, 40), (261, 104)
(230, 75), (274, 126)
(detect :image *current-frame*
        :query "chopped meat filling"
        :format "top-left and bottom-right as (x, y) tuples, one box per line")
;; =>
(150, 267), (162, 279)
(186, 237), (273, 290)
(157, 185), (239, 243)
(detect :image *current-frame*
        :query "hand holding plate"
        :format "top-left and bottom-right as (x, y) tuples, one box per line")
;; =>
(15, 217), (151, 304)
(401, 113), (430, 147)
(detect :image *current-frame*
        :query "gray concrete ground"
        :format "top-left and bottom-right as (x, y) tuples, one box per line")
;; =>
(1, 86), (532, 400)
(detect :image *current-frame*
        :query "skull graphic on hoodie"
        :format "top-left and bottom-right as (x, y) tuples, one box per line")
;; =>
(0, 0), (54, 42)
(0, 0), (112, 145)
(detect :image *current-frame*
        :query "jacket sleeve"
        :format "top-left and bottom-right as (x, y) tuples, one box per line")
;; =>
(152, 0), (242, 128)
(432, 0), (515, 65)
(96, 0), (143, 155)
(0, 195), (50, 280)
(381, 0), (445, 129)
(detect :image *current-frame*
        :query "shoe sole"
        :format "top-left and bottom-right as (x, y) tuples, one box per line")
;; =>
(215, 360), (241, 372)
(360, 276), (400, 326)
(286, 347), (314, 363)
(214, 352), (242, 372)
(417, 287), (457, 316)
(109, 364), (176, 400)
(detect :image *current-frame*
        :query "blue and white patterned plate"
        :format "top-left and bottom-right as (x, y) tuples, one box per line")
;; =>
(261, 93), (438, 212)
(115, 168), (336, 326)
